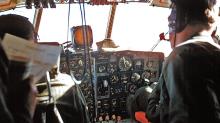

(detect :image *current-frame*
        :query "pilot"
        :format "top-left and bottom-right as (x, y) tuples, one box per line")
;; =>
(0, 14), (38, 123)
(145, 3), (177, 123)
(159, 0), (220, 123)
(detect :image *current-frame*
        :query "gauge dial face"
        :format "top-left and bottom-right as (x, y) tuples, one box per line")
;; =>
(120, 73), (130, 83)
(129, 84), (137, 93)
(110, 75), (119, 83)
(77, 59), (83, 67)
(118, 56), (132, 71)
(98, 64), (106, 73)
(141, 70), (151, 83)
(107, 63), (117, 74)
(131, 72), (141, 82)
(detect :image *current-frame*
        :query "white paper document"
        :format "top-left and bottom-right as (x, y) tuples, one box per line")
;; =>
(1, 33), (61, 83)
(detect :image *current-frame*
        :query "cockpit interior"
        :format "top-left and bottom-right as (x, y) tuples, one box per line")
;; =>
(0, 0), (220, 122)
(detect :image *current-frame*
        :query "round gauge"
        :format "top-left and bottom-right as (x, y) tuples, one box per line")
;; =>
(131, 72), (141, 82)
(129, 84), (137, 94)
(98, 65), (106, 73)
(77, 59), (83, 67)
(111, 99), (117, 107)
(70, 67), (84, 81)
(107, 63), (117, 73)
(141, 70), (151, 83)
(118, 56), (132, 71)
(110, 75), (119, 83)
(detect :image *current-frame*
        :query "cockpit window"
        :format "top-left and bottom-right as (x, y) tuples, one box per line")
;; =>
(0, 3), (172, 56)
(39, 4), (171, 54)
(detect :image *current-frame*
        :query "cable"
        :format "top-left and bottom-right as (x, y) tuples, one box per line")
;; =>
(78, 1), (93, 83)
(78, 1), (97, 122)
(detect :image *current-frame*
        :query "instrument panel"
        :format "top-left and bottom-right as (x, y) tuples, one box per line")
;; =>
(60, 50), (164, 122)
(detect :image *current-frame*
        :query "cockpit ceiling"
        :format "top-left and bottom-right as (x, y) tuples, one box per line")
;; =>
(0, 0), (171, 10)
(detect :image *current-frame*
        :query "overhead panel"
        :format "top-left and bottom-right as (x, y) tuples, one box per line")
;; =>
(0, 0), (156, 10)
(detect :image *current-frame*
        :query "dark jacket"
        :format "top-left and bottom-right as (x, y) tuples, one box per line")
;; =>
(160, 36), (220, 123)
(0, 43), (13, 122)
(0, 44), (33, 123)
(127, 86), (151, 122)
(146, 82), (160, 123)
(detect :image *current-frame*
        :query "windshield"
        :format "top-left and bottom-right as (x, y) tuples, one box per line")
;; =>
(0, 3), (173, 56)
